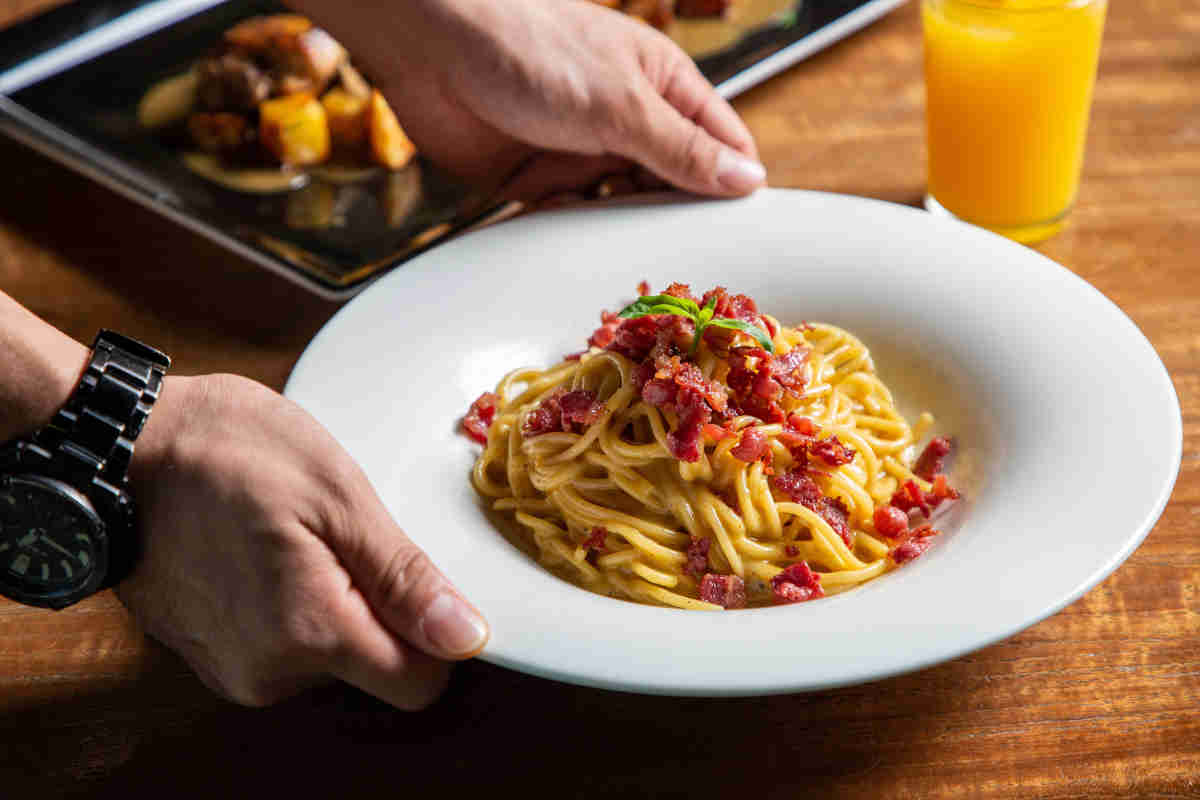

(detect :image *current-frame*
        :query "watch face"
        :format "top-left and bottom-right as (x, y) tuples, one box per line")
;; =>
(0, 475), (106, 608)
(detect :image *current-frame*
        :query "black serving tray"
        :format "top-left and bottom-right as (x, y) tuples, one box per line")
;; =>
(0, 0), (904, 299)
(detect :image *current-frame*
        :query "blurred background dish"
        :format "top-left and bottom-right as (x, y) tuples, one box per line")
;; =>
(0, 0), (904, 298)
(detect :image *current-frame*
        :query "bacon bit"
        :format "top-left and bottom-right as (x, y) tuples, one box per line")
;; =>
(771, 562), (825, 604)
(702, 423), (732, 442)
(636, 280), (651, 296)
(684, 536), (711, 578)
(582, 526), (608, 553)
(662, 282), (696, 301)
(523, 389), (565, 437)
(873, 505), (909, 539)
(700, 573), (746, 609)
(821, 496), (852, 547)
(462, 392), (498, 445)
(809, 436), (856, 467)
(889, 524), (939, 564)
(730, 427), (769, 463)
(772, 347), (810, 392)
(560, 390), (606, 429)
(930, 474), (959, 504)
(773, 469), (822, 508)
(666, 395), (709, 461)
(699, 287), (766, 356)
(890, 477), (960, 518)
(588, 310), (620, 349)
(913, 436), (953, 481)
(784, 544), (800, 557)
(563, 350), (587, 361)
(786, 414), (816, 436)
(773, 469), (850, 545)
(726, 346), (785, 423)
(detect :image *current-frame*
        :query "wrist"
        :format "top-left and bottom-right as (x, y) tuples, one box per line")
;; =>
(0, 295), (90, 443)
(128, 373), (195, 493)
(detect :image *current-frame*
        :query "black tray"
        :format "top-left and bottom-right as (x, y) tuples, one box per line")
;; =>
(0, 0), (904, 299)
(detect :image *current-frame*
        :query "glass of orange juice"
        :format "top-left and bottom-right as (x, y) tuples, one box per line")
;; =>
(923, 0), (1107, 244)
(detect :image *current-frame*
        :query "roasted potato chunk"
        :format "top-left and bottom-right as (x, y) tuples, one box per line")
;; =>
(366, 90), (416, 170)
(321, 88), (369, 150)
(259, 93), (330, 166)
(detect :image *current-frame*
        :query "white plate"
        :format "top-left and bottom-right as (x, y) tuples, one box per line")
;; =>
(285, 189), (1181, 696)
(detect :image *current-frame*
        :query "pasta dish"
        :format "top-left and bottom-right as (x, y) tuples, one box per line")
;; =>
(464, 283), (959, 610)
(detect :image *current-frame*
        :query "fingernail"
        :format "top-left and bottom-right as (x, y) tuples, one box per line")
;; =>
(716, 149), (767, 193)
(423, 593), (488, 657)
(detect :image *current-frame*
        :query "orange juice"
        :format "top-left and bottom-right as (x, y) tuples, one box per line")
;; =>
(923, 0), (1107, 243)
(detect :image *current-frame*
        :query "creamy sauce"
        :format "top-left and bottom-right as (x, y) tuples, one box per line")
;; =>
(670, 0), (798, 59)
(181, 152), (308, 194)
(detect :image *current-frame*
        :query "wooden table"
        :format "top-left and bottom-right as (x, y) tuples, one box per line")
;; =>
(2, 1), (1197, 795)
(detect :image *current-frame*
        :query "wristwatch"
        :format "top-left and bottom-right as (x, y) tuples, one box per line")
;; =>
(0, 330), (170, 610)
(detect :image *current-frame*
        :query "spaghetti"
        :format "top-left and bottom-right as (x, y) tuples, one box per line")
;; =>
(465, 283), (958, 610)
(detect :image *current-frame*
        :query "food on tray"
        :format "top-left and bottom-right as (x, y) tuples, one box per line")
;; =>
(139, 14), (416, 192)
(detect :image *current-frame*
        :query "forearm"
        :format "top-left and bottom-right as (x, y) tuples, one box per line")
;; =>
(0, 290), (89, 443)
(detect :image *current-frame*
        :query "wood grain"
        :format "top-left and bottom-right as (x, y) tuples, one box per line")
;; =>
(1, 0), (1197, 796)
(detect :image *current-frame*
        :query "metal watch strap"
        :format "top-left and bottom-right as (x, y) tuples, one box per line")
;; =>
(33, 329), (170, 519)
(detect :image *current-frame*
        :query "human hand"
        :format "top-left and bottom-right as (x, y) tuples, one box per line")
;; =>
(121, 373), (488, 709)
(294, 0), (765, 202)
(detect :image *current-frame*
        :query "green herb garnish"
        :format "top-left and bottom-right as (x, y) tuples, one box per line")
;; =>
(617, 294), (775, 356)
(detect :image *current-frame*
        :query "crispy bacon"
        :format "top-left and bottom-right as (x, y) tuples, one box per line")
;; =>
(913, 436), (953, 481)
(889, 524), (939, 564)
(890, 476), (960, 518)
(666, 394), (710, 461)
(873, 505), (909, 539)
(523, 390), (564, 437)
(700, 573), (746, 609)
(772, 347), (810, 392)
(462, 392), (498, 445)
(560, 390), (605, 428)
(771, 562), (824, 604)
(582, 526), (608, 553)
(588, 310), (620, 349)
(684, 536), (711, 578)
(773, 469), (851, 545)
(773, 469), (823, 508)
(524, 389), (605, 437)
(662, 282), (697, 301)
(730, 427), (769, 463)
(787, 414), (816, 436)
(809, 436), (856, 467)
(702, 423), (733, 442)
(821, 496), (852, 547)
(636, 280), (651, 296)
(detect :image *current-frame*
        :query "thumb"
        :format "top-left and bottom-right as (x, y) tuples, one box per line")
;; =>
(333, 500), (490, 661)
(605, 74), (765, 197)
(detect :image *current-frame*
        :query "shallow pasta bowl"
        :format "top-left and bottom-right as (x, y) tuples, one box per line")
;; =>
(285, 189), (1181, 696)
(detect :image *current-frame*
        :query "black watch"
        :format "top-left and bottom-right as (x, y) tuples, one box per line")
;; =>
(0, 330), (170, 610)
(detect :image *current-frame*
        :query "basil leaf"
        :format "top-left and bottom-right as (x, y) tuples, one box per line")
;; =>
(707, 318), (775, 353)
(648, 304), (693, 317)
(698, 296), (716, 325)
(618, 300), (655, 318)
(618, 294), (700, 319)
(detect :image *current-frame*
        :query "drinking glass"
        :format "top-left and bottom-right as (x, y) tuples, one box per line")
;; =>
(923, 0), (1107, 244)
